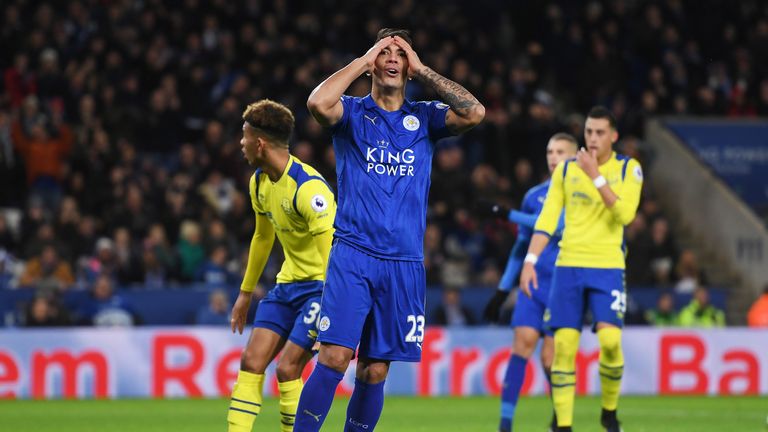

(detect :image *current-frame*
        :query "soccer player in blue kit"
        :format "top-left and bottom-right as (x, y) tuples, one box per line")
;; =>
(293, 29), (484, 432)
(483, 133), (578, 432)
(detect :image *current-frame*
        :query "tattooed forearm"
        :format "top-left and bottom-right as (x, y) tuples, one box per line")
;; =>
(415, 67), (480, 116)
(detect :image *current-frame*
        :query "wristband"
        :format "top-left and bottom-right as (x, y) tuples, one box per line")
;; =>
(524, 253), (538, 265)
(593, 175), (607, 188)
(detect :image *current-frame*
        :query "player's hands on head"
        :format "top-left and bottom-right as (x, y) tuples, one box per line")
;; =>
(475, 199), (511, 219)
(392, 36), (425, 78)
(576, 147), (600, 179)
(230, 290), (253, 334)
(519, 263), (538, 299)
(483, 289), (509, 324)
(362, 37), (393, 75)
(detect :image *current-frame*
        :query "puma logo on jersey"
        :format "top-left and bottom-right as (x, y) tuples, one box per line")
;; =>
(364, 115), (377, 125)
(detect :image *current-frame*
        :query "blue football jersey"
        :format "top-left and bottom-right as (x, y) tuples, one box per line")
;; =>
(329, 94), (452, 261)
(520, 180), (560, 281)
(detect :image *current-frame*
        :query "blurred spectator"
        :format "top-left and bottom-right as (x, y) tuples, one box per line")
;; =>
(196, 245), (235, 285)
(429, 144), (471, 222)
(4, 53), (36, 108)
(22, 222), (63, 260)
(11, 99), (73, 196)
(204, 218), (238, 259)
(54, 196), (81, 248)
(143, 224), (178, 282)
(423, 223), (446, 285)
(432, 288), (477, 326)
(194, 289), (231, 326)
(198, 170), (237, 216)
(19, 244), (74, 292)
(23, 294), (70, 327)
(645, 292), (678, 327)
(674, 249), (707, 294)
(108, 184), (155, 240)
(678, 286), (726, 327)
(649, 218), (678, 285)
(747, 285), (768, 327)
(113, 227), (143, 284)
(177, 221), (205, 282)
(76, 275), (136, 326)
(78, 237), (118, 286)
(71, 215), (98, 263)
(141, 246), (167, 290)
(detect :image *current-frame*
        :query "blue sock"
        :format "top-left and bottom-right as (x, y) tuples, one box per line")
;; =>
(499, 354), (528, 432)
(344, 379), (385, 432)
(294, 363), (344, 432)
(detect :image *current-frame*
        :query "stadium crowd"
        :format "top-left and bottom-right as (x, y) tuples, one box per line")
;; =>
(2, 0), (763, 326)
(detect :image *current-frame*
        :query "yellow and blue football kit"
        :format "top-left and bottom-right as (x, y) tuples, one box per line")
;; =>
(535, 151), (642, 330)
(229, 155), (335, 432)
(534, 151), (641, 428)
(244, 155), (336, 349)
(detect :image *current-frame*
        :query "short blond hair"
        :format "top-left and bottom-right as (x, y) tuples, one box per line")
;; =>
(549, 132), (579, 151)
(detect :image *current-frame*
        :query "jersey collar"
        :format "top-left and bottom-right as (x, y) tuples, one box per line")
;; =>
(362, 94), (415, 114)
(271, 155), (295, 185)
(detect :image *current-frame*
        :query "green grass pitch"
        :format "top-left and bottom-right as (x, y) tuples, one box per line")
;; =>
(0, 396), (763, 431)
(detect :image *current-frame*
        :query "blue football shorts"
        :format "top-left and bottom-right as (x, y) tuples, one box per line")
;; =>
(316, 240), (426, 362)
(253, 280), (324, 351)
(511, 276), (554, 337)
(545, 266), (626, 331)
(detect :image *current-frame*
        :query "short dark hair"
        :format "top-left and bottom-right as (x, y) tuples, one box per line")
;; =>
(549, 132), (579, 150)
(242, 99), (295, 147)
(587, 106), (617, 130)
(375, 28), (412, 46)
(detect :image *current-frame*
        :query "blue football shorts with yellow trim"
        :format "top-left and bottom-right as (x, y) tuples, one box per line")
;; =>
(545, 266), (626, 331)
(316, 240), (426, 362)
(253, 280), (323, 351)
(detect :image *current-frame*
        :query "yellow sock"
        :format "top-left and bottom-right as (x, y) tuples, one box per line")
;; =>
(551, 328), (580, 427)
(597, 327), (624, 411)
(278, 378), (303, 432)
(227, 370), (264, 432)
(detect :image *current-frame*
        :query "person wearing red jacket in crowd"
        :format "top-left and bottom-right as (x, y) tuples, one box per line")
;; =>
(747, 285), (768, 327)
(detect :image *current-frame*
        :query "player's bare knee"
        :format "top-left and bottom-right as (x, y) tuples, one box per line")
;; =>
(275, 359), (302, 382)
(318, 345), (352, 373)
(356, 360), (389, 384)
(512, 337), (536, 358)
(240, 349), (268, 374)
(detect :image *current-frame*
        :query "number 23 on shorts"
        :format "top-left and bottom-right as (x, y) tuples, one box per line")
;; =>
(405, 314), (425, 343)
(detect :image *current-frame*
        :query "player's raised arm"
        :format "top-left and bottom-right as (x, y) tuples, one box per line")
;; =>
(307, 37), (393, 127)
(607, 158), (643, 224)
(392, 36), (485, 134)
(580, 149), (643, 225)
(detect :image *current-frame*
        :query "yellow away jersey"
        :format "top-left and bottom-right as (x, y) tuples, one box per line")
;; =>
(249, 156), (336, 283)
(534, 152), (643, 269)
